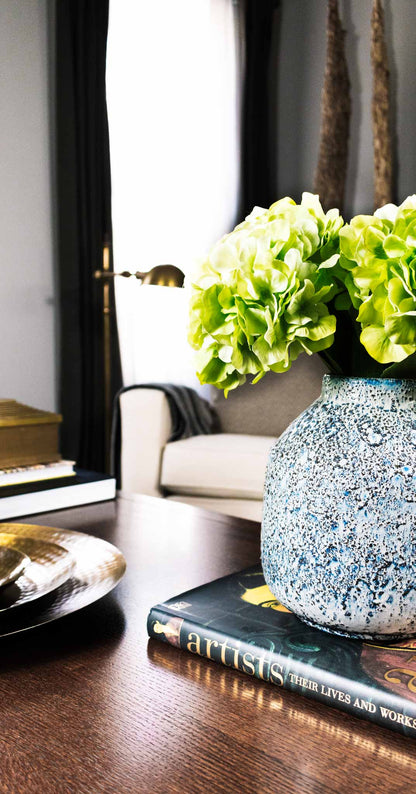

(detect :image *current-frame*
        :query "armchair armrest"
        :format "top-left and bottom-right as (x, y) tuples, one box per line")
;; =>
(119, 388), (172, 496)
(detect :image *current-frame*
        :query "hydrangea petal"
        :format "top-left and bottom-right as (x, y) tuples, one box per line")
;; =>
(339, 196), (416, 367)
(360, 326), (412, 363)
(189, 193), (346, 390)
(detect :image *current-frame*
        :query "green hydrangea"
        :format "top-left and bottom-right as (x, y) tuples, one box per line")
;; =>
(340, 196), (416, 364)
(188, 193), (344, 394)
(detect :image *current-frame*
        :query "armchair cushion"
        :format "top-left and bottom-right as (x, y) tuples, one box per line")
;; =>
(161, 433), (277, 500)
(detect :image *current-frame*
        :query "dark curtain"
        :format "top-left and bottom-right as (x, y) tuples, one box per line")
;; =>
(239, 0), (280, 220)
(55, 0), (121, 473)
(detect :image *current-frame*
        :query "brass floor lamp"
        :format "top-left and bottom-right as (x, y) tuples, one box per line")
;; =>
(94, 242), (185, 471)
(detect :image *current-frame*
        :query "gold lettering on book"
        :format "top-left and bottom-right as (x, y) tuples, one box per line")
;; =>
(186, 631), (286, 686)
(219, 640), (236, 666)
(242, 652), (255, 676)
(269, 662), (284, 687)
(256, 654), (267, 680)
(187, 632), (201, 655)
(384, 658), (416, 693)
(205, 639), (219, 659)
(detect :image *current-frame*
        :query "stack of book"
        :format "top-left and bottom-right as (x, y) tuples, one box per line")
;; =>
(0, 400), (115, 519)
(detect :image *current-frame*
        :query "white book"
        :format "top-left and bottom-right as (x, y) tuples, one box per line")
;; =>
(0, 470), (116, 520)
(0, 460), (76, 488)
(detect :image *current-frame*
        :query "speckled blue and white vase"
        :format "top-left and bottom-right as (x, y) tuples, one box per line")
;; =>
(261, 375), (416, 641)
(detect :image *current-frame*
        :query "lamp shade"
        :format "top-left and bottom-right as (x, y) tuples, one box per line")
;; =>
(115, 280), (208, 395)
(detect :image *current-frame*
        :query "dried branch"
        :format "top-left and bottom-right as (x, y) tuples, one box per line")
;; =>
(314, 0), (351, 214)
(371, 0), (393, 210)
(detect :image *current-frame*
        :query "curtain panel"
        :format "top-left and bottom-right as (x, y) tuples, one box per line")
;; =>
(55, 0), (121, 472)
(239, 0), (280, 220)
(54, 0), (279, 467)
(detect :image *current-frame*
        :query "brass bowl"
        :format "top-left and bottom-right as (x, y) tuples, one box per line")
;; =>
(0, 546), (29, 589)
(0, 523), (126, 636)
(0, 533), (75, 610)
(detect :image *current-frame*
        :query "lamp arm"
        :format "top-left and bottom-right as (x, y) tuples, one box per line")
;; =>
(94, 264), (185, 288)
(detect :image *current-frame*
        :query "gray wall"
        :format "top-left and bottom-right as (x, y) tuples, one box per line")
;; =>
(0, 0), (57, 412)
(277, 0), (416, 220)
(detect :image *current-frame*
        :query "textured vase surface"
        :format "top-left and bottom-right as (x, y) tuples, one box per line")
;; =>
(261, 375), (416, 641)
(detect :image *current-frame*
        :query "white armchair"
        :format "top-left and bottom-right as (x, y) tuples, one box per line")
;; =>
(118, 355), (327, 522)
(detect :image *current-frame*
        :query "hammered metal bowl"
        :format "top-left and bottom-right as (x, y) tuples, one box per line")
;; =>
(0, 533), (75, 610)
(0, 546), (29, 589)
(0, 523), (126, 636)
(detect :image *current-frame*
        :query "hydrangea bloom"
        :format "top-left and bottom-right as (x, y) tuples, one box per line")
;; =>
(340, 196), (416, 364)
(188, 193), (344, 393)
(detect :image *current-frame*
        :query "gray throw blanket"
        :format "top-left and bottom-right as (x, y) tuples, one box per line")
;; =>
(110, 383), (220, 484)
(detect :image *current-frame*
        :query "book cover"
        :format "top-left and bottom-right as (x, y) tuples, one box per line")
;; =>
(147, 565), (416, 738)
(0, 460), (75, 487)
(0, 470), (116, 519)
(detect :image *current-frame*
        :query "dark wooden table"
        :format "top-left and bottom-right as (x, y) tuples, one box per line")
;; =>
(0, 494), (415, 794)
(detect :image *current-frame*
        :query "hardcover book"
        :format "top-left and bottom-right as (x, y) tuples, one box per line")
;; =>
(0, 460), (75, 487)
(0, 470), (116, 519)
(147, 565), (416, 738)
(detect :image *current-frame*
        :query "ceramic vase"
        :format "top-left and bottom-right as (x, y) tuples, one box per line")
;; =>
(261, 375), (416, 641)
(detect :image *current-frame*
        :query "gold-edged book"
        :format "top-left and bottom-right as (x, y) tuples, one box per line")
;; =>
(0, 400), (62, 468)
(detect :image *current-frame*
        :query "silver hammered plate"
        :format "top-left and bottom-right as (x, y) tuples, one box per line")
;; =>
(0, 523), (126, 636)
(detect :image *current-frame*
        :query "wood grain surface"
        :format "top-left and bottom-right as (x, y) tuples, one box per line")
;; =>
(0, 494), (413, 794)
